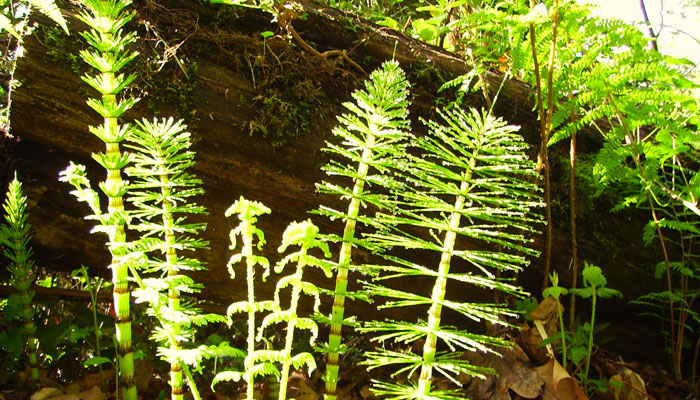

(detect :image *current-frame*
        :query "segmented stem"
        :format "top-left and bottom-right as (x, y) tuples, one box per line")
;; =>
(325, 134), (374, 400)
(76, 1), (140, 396)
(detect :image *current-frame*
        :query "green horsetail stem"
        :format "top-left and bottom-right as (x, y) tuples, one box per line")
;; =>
(360, 108), (543, 400)
(1, 176), (39, 384)
(417, 178), (469, 395)
(126, 118), (211, 400)
(318, 61), (411, 400)
(72, 1), (140, 399)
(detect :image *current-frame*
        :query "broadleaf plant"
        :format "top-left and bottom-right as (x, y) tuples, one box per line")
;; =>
(58, 1), (140, 398)
(0, 175), (40, 384)
(126, 117), (226, 400)
(569, 262), (622, 395)
(361, 107), (543, 400)
(315, 60), (411, 400)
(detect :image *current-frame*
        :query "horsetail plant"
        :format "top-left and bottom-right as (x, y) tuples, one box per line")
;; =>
(212, 197), (279, 399)
(1, 175), (39, 385)
(58, 1), (140, 398)
(126, 117), (226, 399)
(360, 108), (543, 400)
(258, 220), (333, 400)
(315, 60), (412, 400)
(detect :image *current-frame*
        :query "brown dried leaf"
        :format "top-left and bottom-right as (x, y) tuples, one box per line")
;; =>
(30, 387), (63, 400)
(519, 323), (550, 365)
(535, 358), (588, 400)
(530, 296), (559, 322)
(610, 366), (648, 400)
(43, 386), (105, 400)
(467, 344), (543, 400)
(77, 369), (115, 391)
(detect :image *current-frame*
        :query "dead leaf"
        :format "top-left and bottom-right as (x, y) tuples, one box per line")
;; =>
(535, 358), (588, 400)
(30, 387), (63, 400)
(292, 379), (319, 400)
(466, 344), (543, 400)
(519, 323), (550, 365)
(64, 383), (81, 395)
(520, 297), (564, 365)
(78, 369), (115, 391)
(359, 385), (374, 400)
(44, 386), (105, 400)
(530, 297), (559, 323)
(610, 366), (648, 400)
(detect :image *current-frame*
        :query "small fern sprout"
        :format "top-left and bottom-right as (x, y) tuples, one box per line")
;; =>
(212, 197), (279, 399)
(315, 60), (412, 400)
(257, 220), (334, 400)
(126, 117), (226, 400)
(0, 175), (39, 385)
(361, 108), (543, 400)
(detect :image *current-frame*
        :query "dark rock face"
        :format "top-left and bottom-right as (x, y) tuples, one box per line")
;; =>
(8, 0), (661, 334)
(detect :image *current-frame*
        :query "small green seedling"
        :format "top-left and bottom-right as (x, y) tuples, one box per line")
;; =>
(569, 262), (621, 395)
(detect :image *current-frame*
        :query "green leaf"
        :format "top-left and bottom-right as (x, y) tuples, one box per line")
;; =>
(570, 287), (594, 299)
(28, 0), (69, 33)
(411, 18), (438, 41)
(597, 287), (622, 299)
(0, 14), (20, 40)
(211, 370), (243, 389)
(84, 356), (113, 367)
(581, 263), (607, 288)
(376, 17), (398, 29)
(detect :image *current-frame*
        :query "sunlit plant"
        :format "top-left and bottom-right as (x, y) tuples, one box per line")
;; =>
(542, 271), (568, 370)
(58, 1), (140, 398)
(569, 262), (621, 395)
(259, 220), (333, 400)
(315, 60), (411, 400)
(0, 0), (68, 134)
(126, 117), (227, 400)
(0, 175), (39, 385)
(212, 197), (278, 399)
(361, 107), (543, 400)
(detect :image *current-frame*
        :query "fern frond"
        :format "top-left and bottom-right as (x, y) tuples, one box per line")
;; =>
(28, 0), (68, 33)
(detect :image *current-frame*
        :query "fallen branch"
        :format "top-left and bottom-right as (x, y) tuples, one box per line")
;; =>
(0, 285), (226, 313)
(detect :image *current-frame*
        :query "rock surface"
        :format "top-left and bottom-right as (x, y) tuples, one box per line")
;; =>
(8, 0), (661, 338)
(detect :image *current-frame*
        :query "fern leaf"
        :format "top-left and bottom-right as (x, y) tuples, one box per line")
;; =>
(28, 0), (69, 33)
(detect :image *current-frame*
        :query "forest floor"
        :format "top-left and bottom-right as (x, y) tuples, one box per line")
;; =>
(1, 295), (697, 400)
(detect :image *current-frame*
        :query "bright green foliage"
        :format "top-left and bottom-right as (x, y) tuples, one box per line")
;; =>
(24, 0), (68, 33)
(58, 1), (140, 398)
(71, 266), (109, 391)
(542, 272), (568, 370)
(569, 263), (621, 395)
(361, 108), (542, 400)
(0, 175), (39, 384)
(541, 7), (700, 379)
(212, 197), (279, 400)
(0, 0), (68, 133)
(259, 220), (333, 400)
(315, 60), (411, 400)
(633, 204), (700, 380)
(126, 117), (226, 400)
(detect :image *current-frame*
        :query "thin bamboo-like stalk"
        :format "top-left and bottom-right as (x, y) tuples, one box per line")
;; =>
(75, 2), (140, 397)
